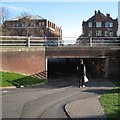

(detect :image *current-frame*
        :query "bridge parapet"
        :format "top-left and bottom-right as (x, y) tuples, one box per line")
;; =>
(0, 36), (120, 48)
(46, 46), (119, 58)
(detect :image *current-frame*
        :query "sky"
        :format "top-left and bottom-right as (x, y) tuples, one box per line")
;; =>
(1, 1), (119, 42)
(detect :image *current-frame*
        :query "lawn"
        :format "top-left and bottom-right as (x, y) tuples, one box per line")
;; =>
(0, 71), (47, 87)
(100, 81), (120, 119)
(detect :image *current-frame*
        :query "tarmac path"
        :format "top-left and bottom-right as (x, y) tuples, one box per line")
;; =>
(2, 76), (114, 119)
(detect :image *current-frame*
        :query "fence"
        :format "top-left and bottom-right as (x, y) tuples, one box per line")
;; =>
(0, 36), (120, 47)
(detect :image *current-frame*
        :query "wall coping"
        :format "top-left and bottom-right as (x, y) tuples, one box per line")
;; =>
(1, 47), (45, 52)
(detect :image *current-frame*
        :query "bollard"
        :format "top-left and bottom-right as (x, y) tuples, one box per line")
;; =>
(28, 37), (30, 47)
(90, 37), (92, 47)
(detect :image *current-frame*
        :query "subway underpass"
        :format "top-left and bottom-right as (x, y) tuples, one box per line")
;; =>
(47, 58), (106, 82)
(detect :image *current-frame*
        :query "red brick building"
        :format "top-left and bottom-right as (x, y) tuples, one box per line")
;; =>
(3, 15), (62, 39)
(82, 10), (118, 37)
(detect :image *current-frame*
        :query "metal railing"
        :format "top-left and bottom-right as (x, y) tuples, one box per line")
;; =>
(0, 36), (120, 48)
(75, 37), (120, 47)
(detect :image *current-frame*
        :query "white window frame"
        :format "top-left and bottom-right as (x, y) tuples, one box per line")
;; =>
(105, 22), (113, 28)
(105, 22), (109, 27)
(105, 31), (113, 37)
(96, 30), (102, 36)
(105, 31), (109, 36)
(96, 22), (102, 27)
(109, 31), (113, 36)
(88, 30), (92, 36)
(88, 22), (92, 28)
(42, 22), (44, 26)
(39, 22), (42, 26)
(109, 22), (113, 27)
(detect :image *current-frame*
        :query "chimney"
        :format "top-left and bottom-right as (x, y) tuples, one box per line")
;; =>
(82, 20), (85, 26)
(106, 13), (110, 17)
(95, 10), (97, 15)
(98, 10), (100, 13)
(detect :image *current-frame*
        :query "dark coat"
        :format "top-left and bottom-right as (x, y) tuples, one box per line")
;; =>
(78, 64), (86, 76)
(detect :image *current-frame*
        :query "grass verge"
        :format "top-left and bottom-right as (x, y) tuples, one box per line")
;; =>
(99, 81), (120, 120)
(0, 71), (47, 87)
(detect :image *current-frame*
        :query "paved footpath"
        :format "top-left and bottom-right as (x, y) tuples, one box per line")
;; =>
(65, 78), (115, 119)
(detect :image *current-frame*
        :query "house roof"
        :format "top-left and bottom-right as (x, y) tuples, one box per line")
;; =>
(85, 10), (113, 22)
(30, 15), (44, 20)
(7, 15), (44, 21)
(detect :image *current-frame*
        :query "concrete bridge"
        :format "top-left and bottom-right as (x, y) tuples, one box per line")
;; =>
(46, 46), (118, 58)
(1, 36), (120, 79)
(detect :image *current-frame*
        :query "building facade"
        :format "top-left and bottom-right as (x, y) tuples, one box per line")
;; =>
(82, 10), (118, 37)
(3, 15), (62, 39)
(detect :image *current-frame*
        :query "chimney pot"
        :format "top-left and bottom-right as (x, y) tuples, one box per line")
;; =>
(98, 10), (100, 13)
(106, 14), (110, 17)
(95, 10), (97, 15)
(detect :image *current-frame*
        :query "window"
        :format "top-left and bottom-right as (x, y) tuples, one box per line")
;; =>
(105, 31), (113, 37)
(88, 22), (92, 28)
(96, 30), (102, 36)
(96, 22), (102, 27)
(105, 31), (108, 36)
(31, 22), (36, 26)
(88, 30), (92, 36)
(39, 22), (44, 26)
(109, 23), (113, 27)
(105, 22), (113, 28)
(39, 22), (42, 26)
(16, 23), (19, 27)
(109, 31), (113, 36)
(22, 22), (25, 27)
(42, 22), (44, 26)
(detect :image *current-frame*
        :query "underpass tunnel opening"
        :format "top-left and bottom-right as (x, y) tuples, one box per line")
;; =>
(47, 58), (106, 79)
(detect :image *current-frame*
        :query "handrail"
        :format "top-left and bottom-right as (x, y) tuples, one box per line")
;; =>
(0, 36), (120, 47)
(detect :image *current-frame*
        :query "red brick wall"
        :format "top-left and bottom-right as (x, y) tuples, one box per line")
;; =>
(1, 48), (46, 76)
(108, 57), (119, 78)
(82, 11), (118, 37)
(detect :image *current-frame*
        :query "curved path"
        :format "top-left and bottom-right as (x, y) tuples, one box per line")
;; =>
(2, 76), (114, 119)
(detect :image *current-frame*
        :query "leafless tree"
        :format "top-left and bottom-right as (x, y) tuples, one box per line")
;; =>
(19, 12), (32, 37)
(0, 7), (9, 25)
(0, 7), (10, 35)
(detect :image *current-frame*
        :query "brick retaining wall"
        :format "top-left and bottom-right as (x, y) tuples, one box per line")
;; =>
(1, 47), (46, 76)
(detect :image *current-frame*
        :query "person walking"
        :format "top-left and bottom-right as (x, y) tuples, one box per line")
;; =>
(77, 59), (86, 88)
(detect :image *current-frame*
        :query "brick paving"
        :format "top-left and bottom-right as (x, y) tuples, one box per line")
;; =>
(65, 78), (115, 119)
(65, 96), (106, 119)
